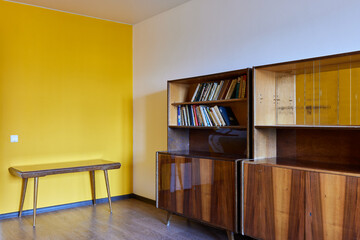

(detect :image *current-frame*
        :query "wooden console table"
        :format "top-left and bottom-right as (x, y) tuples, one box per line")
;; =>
(9, 159), (121, 227)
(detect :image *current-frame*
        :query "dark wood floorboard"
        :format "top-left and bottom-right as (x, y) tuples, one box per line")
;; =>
(0, 199), (252, 240)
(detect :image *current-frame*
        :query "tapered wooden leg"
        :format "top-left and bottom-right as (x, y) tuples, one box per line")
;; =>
(19, 178), (28, 217)
(226, 231), (234, 240)
(103, 170), (112, 213)
(90, 171), (96, 205)
(166, 212), (172, 227)
(33, 177), (39, 227)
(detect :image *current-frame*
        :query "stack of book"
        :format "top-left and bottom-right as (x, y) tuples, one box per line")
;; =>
(191, 75), (247, 102)
(177, 105), (239, 127)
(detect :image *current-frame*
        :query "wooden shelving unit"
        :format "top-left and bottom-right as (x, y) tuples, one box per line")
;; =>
(243, 51), (360, 239)
(156, 69), (251, 239)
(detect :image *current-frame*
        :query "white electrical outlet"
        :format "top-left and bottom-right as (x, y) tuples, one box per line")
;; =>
(10, 135), (18, 143)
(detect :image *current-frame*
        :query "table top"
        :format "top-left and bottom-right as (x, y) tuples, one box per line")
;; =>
(9, 159), (121, 178)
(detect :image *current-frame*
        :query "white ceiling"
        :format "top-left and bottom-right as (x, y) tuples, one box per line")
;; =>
(6, 0), (191, 24)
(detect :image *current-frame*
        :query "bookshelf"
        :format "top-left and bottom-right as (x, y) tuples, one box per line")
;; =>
(243, 51), (360, 239)
(156, 69), (251, 239)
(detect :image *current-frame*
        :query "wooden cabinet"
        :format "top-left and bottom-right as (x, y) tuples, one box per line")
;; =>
(156, 69), (251, 238)
(157, 152), (239, 231)
(243, 162), (360, 240)
(249, 51), (360, 239)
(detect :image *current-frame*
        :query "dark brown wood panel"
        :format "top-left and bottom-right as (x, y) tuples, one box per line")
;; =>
(288, 170), (305, 240)
(306, 171), (360, 240)
(157, 153), (238, 232)
(305, 172), (324, 240)
(342, 176), (360, 239)
(157, 154), (191, 214)
(243, 163), (275, 240)
(243, 163), (305, 240)
(277, 129), (360, 167)
(189, 129), (247, 156)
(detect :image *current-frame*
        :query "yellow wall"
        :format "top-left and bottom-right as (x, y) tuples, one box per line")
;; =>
(0, 1), (133, 214)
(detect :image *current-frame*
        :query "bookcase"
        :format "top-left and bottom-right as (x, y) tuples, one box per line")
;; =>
(243, 51), (360, 239)
(156, 69), (251, 239)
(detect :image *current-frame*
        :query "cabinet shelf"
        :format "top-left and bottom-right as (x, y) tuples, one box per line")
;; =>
(171, 98), (247, 106)
(169, 125), (247, 130)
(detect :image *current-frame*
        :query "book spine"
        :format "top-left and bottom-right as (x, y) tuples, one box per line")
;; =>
(191, 83), (201, 102)
(208, 82), (218, 101)
(199, 106), (207, 126)
(187, 105), (194, 126)
(218, 106), (230, 126)
(177, 105), (181, 125)
(214, 105), (226, 126)
(182, 106), (187, 126)
(192, 105), (199, 126)
(205, 107), (214, 126)
(242, 75), (247, 98)
(214, 80), (224, 100)
(210, 107), (221, 126)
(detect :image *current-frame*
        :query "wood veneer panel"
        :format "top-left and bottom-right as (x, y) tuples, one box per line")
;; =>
(253, 128), (276, 159)
(243, 163), (305, 240)
(189, 129), (247, 155)
(277, 129), (360, 166)
(192, 158), (236, 231)
(305, 172), (324, 240)
(243, 163), (275, 239)
(342, 177), (360, 239)
(255, 69), (276, 125)
(288, 170), (305, 240)
(306, 172), (360, 240)
(157, 154), (192, 214)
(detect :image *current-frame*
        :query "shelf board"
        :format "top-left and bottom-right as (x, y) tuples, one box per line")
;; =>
(169, 125), (247, 130)
(255, 124), (360, 130)
(171, 98), (247, 106)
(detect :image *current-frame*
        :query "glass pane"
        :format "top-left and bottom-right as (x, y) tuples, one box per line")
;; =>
(319, 63), (338, 125)
(339, 63), (351, 125)
(351, 61), (360, 125)
(276, 73), (295, 125)
(304, 62), (316, 125)
(296, 70), (305, 125)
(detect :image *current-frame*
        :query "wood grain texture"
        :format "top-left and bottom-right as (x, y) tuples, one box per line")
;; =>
(157, 153), (238, 232)
(277, 129), (360, 167)
(307, 172), (360, 240)
(254, 69), (276, 126)
(9, 159), (121, 178)
(243, 163), (275, 240)
(243, 163), (305, 240)
(189, 128), (247, 156)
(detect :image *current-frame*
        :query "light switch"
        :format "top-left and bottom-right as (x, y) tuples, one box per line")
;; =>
(10, 135), (18, 143)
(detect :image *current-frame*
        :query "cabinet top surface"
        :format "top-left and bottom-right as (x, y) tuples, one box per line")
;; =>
(158, 150), (247, 162)
(254, 50), (360, 72)
(167, 69), (250, 84)
(248, 157), (360, 177)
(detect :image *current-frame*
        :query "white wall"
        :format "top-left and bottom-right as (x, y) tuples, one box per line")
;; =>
(133, 0), (360, 199)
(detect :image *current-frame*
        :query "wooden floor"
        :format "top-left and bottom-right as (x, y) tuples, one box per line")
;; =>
(0, 199), (253, 240)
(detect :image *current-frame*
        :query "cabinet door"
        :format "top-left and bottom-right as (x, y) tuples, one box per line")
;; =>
(306, 172), (360, 240)
(157, 153), (192, 216)
(191, 158), (237, 232)
(243, 163), (305, 240)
